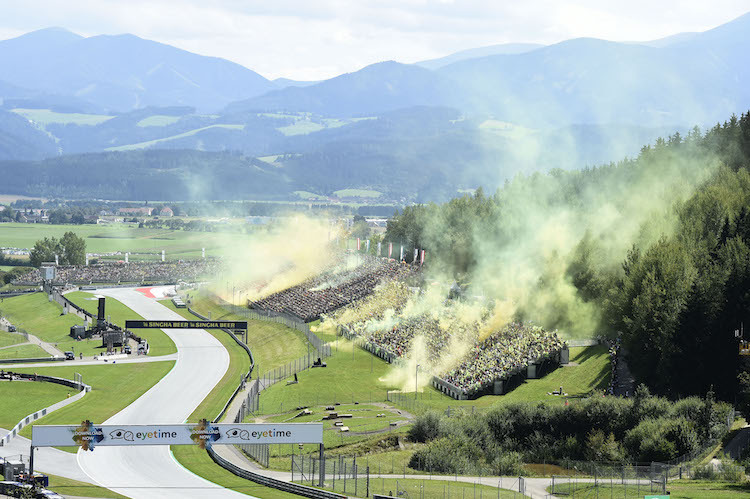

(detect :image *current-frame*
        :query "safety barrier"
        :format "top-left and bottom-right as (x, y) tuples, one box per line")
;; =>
(0, 356), (65, 365)
(207, 446), (346, 499)
(0, 373), (90, 446)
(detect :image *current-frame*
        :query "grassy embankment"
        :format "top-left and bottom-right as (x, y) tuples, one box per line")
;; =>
(0, 330), (26, 348)
(0, 292), (91, 355)
(0, 381), (70, 429)
(65, 291), (176, 356)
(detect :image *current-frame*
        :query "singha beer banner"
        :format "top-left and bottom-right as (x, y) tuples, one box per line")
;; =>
(32, 420), (323, 451)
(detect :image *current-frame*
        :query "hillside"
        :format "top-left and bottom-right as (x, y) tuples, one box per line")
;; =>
(0, 28), (276, 112)
(0, 150), (293, 200)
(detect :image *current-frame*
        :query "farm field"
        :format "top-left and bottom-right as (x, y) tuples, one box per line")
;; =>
(10, 108), (114, 126)
(106, 124), (244, 151)
(136, 115), (181, 127)
(0, 222), (252, 260)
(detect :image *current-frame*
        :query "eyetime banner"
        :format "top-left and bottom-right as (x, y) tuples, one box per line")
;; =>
(32, 421), (323, 451)
(124, 320), (248, 329)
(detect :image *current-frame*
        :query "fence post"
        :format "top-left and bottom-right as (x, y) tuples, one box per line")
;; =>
(366, 466), (370, 498)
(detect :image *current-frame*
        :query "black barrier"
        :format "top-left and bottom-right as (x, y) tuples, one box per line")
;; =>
(125, 320), (248, 329)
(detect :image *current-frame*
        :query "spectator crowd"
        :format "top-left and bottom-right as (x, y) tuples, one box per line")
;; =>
(13, 259), (221, 285)
(442, 322), (564, 393)
(329, 282), (565, 396)
(250, 256), (419, 322)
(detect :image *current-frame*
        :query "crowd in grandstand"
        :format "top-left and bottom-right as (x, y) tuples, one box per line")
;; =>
(329, 280), (564, 395)
(250, 257), (419, 322)
(442, 323), (564, 393)
(13, 259), (220, 285)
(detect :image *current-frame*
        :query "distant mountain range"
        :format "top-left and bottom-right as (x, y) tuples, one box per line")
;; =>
(0, 12), (748, 202)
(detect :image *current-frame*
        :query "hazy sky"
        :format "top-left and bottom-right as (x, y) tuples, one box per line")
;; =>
(1, 1), (748, 80)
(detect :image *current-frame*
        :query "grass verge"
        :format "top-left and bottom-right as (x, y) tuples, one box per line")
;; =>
(13, 361), (174, 444)
(0, 292), (95, 355)
(547, 479), (750, 498)
(46, 473), (128, 499)
(0, 380), (70, 429)
(0, 343), (49, 359)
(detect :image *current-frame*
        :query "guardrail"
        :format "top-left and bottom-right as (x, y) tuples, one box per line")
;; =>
(0, 372), (90, 446)
(207, 447), (346, 499)
(0, 356), (65, 365)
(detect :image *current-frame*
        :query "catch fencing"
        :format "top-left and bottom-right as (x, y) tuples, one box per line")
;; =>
(549, 465), (667, 497)
(291, 453), (529, 498)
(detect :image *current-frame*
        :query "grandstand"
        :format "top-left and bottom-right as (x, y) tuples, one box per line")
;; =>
(249, 257), (419, 322)
(326, 282), (567, 400)
(12, 260), (221, 286)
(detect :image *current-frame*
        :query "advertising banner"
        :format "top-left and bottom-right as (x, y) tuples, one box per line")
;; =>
(125, 320), (248, 330)
(33, 421), (323, 451)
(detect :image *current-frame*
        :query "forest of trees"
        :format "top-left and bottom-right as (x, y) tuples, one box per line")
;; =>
(384, 112), (750, 403)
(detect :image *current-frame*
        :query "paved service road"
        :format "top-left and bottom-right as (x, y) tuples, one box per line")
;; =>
(77, 287), (249, 499)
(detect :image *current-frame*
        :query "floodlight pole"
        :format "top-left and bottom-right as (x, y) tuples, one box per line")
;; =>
(29, 445), (35, 476)
(415, 364), (420, 399)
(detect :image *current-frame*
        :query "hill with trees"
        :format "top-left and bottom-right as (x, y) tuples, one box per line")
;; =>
(383, 111), (750, 402)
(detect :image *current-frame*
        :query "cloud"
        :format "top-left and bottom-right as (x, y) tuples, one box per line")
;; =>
(0, 1), (748, 80)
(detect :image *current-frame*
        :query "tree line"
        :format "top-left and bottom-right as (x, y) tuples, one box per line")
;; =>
(384, 112), (750, 402)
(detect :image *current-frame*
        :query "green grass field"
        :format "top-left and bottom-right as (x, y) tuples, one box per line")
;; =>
(107, 124), (244, 151)
(46, 473), (128, 499)
(548, 479), (750, 498)
(0, 330), (25, 348)
(0, 380), (71, 429)
(0, 292), (95, 354)
(13, 361), (174, 442)
(255, 338), (398, 416)
(333, 188), (382, 198)
(11, 108), (114, 126)
(136, 115), (181, 127)
(330, 477), (525, 498)
(170, 446), (301, 498)
(0, 343), (48, 359)
(66, 291), (177, 356)
(0, 222), (246, 260)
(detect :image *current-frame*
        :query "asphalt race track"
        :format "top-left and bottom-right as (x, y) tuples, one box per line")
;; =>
(77, 287), (250, 498)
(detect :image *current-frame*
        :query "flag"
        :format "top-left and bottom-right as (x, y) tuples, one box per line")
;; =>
(399, 245), (404, 261)
(357, 238), (361, 250)
(413, 248), (418, 262)
(366, 240), (370, 252)
(388, 242), (393, 258)
(377, 241), (382, 256)
(420, 249), (425, 264)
